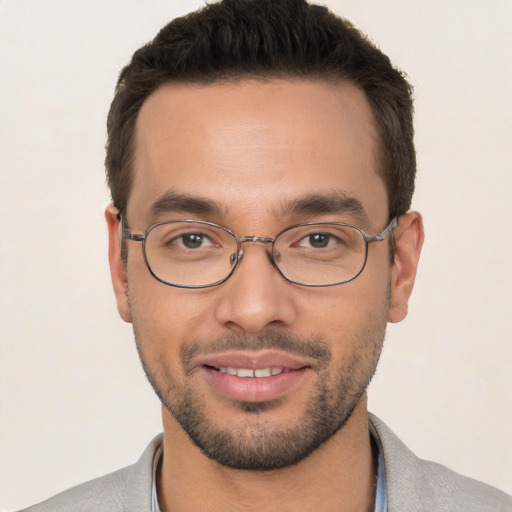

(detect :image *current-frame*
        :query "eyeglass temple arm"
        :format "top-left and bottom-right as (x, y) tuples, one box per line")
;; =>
(118, 215), (144, 243)
(124, 232), (145, 242)
(366, 217), (399, 243)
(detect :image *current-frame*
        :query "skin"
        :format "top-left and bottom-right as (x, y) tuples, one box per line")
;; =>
(106, 79), (424, 512)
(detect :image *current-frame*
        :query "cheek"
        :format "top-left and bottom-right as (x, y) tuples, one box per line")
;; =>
(313, 269), (390, 321)
(305, 267), (390, 351)
(127, 269), (219, 348)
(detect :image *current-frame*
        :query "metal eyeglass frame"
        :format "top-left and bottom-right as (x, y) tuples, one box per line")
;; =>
(122, 217), (399, 289)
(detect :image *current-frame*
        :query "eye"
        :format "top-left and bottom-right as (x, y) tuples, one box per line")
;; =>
(305, 233), (331, 248)
(173, 232), (215, 249)
(297, 232), (338, 249)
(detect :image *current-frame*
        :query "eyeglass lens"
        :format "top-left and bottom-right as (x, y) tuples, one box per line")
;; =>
(143, 221), (368, 287)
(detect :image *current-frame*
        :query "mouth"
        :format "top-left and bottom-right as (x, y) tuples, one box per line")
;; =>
(198, 351), (312, 403)
(204, 365), (295, 378)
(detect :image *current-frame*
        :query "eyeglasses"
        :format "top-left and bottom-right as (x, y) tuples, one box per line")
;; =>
(122, 218), (398, 288)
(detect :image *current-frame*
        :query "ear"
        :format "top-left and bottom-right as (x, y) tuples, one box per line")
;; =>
(105, 204), (132, 323)
(388, 211), (424, 323)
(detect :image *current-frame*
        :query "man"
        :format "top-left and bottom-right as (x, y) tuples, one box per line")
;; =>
(21, 0), (511, 511)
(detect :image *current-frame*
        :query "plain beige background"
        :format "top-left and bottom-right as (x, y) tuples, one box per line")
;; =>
(1, 0), (511, 509)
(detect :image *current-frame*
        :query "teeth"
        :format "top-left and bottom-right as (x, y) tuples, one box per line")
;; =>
(254, 368), (271, 377)
(237, 368), (254, 378)
(217, 367), (286, 378)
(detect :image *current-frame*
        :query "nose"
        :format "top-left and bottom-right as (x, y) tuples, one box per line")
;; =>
(213, 243), (298, 334)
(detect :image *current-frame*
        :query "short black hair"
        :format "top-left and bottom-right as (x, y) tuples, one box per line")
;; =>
(106, 0), (415, 221)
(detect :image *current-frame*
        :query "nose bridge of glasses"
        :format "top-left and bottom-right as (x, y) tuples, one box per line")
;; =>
(237, 235), (274, 244)
(235, 236), (277, 267)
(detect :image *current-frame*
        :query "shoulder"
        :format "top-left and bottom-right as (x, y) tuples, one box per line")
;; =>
(19, 434), (162, 512)
(369, 414), (512, 512)
(19, 466), (131, 512)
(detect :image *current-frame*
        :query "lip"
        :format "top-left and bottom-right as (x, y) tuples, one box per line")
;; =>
(200, 350), (311, 371)
(198, 350), (312, 403)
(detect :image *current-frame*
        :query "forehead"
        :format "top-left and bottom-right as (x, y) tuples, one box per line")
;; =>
(129, 78), (387, 229)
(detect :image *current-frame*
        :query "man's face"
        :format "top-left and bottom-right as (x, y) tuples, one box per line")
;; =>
(110, 79), (405, 469)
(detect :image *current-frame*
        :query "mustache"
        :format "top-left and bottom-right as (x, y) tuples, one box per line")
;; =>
(181, 331), (332, 374)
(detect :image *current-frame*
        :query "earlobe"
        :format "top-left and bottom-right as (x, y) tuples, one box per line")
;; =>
(105, 204), (132, 323)
(388, 211), (424, 323)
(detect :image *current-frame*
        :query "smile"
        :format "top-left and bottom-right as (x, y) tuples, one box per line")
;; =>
(202, 366), (310, 403)
(197, 350), (314, 402)
(209, 366), (290, 378)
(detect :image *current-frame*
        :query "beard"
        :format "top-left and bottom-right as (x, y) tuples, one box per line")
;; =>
(133, 317), (387, 471)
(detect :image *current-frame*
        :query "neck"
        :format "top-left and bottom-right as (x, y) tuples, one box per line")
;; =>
(157, 397), (376, 512)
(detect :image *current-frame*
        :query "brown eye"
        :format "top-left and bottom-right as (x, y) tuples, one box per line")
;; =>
(181, 233), (204, 248)
(307, 233), (331, 248)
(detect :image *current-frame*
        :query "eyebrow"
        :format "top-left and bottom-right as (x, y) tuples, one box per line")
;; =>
(278, 193), (368, 223)
(147, 190), (368, 225)
(149, 192), (225, 219)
